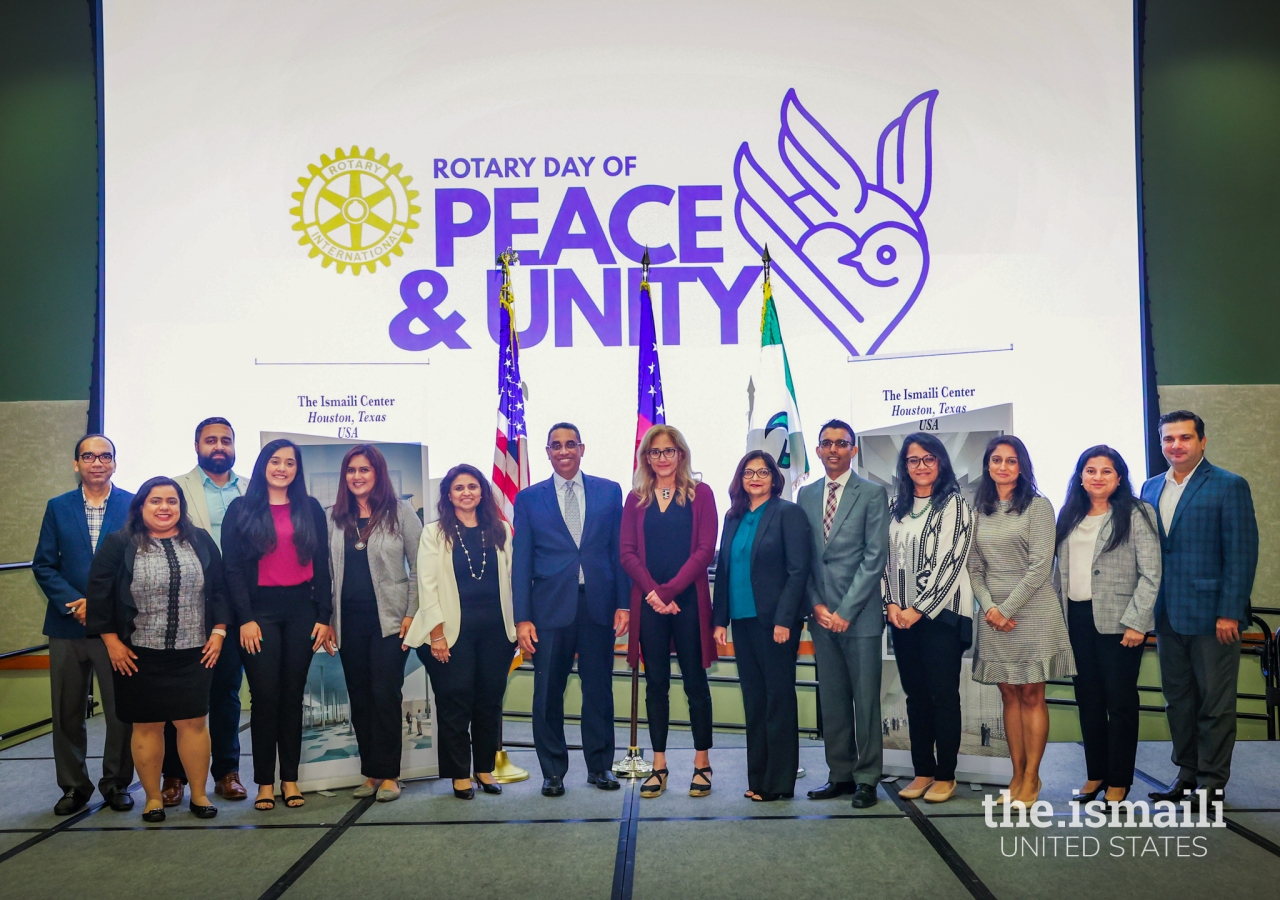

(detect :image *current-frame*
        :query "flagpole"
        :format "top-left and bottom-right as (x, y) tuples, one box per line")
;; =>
(614, 248), (655, 780)
(490, 247), (530, 785)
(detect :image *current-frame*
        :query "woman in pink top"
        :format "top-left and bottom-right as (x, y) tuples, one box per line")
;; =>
(222, 439), (333, 811)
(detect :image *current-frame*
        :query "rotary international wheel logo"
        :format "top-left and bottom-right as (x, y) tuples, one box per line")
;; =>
(290, 146), (420, 275)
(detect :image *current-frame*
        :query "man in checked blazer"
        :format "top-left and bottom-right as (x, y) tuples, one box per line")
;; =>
(797, 419), (889, 809)
(513, 423), (630, 797)
(1141, 410), (1258, 800)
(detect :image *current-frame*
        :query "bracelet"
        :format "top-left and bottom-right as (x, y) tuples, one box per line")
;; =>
(431, 636), (446, 643)
(211, 628), (227, 637)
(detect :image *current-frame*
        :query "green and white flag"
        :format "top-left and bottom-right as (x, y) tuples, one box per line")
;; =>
(746, 275), (809, 498)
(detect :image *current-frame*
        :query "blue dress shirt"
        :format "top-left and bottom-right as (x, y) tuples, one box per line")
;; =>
(728, 505), (764, 620)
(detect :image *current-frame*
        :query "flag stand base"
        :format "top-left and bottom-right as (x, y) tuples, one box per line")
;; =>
(613, 747), (653, 779)
(491, 750), (529, 784)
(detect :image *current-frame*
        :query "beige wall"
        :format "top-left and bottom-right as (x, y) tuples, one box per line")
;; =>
(0, 400), (89, 653)
(1158, 385), (1279, 613)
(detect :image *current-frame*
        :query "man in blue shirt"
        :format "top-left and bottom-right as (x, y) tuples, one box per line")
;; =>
(163, 417), (250, 805)
(32, 435), (135, 815)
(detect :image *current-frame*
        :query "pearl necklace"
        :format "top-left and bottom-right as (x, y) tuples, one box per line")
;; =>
(455, 525), (487, 581)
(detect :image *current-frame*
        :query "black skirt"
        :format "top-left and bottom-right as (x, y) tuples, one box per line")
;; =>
(113, 645), (213, 724)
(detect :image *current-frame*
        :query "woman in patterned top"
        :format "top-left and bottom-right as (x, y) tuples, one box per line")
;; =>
(967, 436), (1075, 806)
(86, 477), (230, 823)
(883, 433), (975, 805)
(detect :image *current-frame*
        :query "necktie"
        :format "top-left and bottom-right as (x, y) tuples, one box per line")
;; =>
(823, 482), (839, 540)
(564, 481), (584, 583)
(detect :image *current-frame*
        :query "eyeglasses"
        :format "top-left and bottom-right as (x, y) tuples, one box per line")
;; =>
(905, 456), (938, 470)
(818, 439), (853, 450)
(547, 441), (581, 452)
(742, 468), (772, 479)
(646, 447), (679, 461)
(79, 452), (115, 464)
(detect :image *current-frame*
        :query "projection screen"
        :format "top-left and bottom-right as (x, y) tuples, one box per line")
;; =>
(100, 0), (1147, 504)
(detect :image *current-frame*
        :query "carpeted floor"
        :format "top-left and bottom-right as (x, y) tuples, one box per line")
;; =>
(1, 715), (1277, 899)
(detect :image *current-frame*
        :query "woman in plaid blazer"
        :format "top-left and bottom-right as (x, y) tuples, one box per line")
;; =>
(1054, 446), (1161, 803)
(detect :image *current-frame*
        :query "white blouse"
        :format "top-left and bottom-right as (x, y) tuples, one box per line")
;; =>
(1066, 512), (1109, 601)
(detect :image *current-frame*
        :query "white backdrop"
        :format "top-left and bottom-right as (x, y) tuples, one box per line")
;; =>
(102, 0), (1146, 509)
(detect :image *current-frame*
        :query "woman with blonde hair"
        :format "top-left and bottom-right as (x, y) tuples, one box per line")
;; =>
(620, 425), (718, 798)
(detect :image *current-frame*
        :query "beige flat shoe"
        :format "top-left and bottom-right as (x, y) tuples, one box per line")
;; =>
(923, 780), (957, 803)
(897, 778), (935, 800)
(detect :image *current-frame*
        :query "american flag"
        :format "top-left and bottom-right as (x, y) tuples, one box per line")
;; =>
(635, 256), (666, 458)
(492, 251), (529, 520)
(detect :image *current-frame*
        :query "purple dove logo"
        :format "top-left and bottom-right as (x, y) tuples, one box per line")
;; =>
(733, 89), (938, 356)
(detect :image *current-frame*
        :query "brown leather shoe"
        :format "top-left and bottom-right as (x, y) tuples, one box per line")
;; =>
(161, 777), (185, 808)
(215, 773), (248, 801)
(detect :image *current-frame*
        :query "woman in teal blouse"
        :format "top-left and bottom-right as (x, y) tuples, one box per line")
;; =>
(713, 451), (812, 801)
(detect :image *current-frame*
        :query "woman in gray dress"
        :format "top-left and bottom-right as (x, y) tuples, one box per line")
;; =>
(967, 436), (1074, 805)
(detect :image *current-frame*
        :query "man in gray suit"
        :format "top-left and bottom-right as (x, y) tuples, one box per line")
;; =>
(798, 420), (889, 809)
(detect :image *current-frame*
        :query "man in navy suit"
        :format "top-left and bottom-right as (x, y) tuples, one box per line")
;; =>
(513, 423), (629, 796)
(1141, 411), (1258, 800)
(32, 435), (135, 815)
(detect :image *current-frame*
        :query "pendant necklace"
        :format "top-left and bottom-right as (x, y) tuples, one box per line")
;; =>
(353, 516), (373, 551)
(660, 488), (672, 500)
(455, 525), (487, 580)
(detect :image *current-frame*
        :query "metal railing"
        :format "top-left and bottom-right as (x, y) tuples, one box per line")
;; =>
(0, 644), (54, 743)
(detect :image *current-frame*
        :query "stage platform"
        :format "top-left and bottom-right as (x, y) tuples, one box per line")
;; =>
(1, 716), (1277, 899)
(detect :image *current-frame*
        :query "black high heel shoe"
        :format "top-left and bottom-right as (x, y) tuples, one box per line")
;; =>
(1104, 787), (1131, 804)
(453, 780), (476, 800)
(475, 777), (502, 795)
(1073, 783), (1107, 802)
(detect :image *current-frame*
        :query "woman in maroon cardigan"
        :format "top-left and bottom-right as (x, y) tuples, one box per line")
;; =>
(621, 425), (718, 799)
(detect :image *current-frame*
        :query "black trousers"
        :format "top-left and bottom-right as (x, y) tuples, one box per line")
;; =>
(1069, 601), (1144, 788)
(341, 604), (408, 780)
(421, 606), (516, 780)
(890, 614), (963, 781)
(163, 635), (243, 783)
(733, 616), (799, 796)
(640, 597), (713, 752)
(241, 585), (316, 785)
(531, 590), (616, 778)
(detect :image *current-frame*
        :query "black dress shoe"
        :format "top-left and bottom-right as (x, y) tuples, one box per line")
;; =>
(1148, 778), (1196, 803)
(850, 783), (879, 809)
(54, 789), (90, 816)
(453, 786), (476, 800)
(104, 787), (135, 812)
(587, 771), (620, 791)
(541, 776), (565, 797)
(476, 779), (502, 795)
(188, 801), (218, 819)
(807, 781), (856, 800)
(141, 807), (166, 823)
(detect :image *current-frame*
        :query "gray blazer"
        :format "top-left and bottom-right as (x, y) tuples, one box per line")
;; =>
(328, 500), (424, 643)
(797, 472), (890, 638)
(1054, 503), (1162, 635)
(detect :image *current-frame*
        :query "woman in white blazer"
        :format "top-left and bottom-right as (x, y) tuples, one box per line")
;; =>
(404, 464), (517, 800)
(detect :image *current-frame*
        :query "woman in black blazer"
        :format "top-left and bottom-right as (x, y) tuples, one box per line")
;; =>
(712, 451), (812, 801)
(86, 476), (230, 822)
(221, 439), (333, 811)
